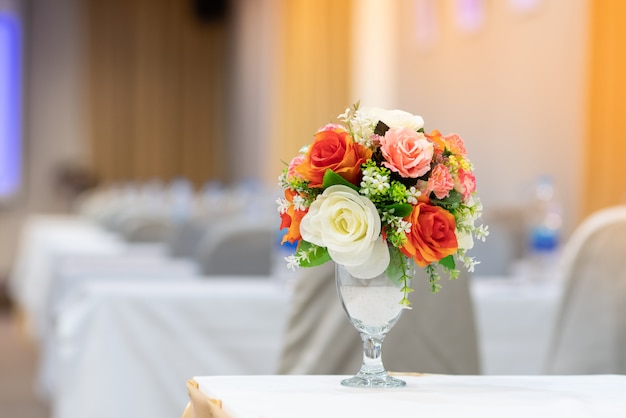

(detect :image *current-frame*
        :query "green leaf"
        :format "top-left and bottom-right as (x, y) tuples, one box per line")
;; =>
(385, 203), (413, 218)
(439, 255), (455, 270)
(322, 170), (359, 191)
(385, 246), (414, 286)
(430, 189), (463, 210)
(385, 247), (405, 285)
(296, 241), (331, 267)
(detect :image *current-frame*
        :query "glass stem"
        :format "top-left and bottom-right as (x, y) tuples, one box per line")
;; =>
(359, 334), (387, 376)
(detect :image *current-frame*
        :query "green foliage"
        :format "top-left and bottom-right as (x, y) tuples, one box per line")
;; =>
(385, 246), (407, 285)
(439, 254), (455, 270)
(388, 182), (408, 203)
(322, 169), (359, 191)
(425, 264), (442, 293)
(296, 241), (331, 267)
(385, 247), (415, 307)
(384, 202), (413, 218)
(430, 189), (463, 211)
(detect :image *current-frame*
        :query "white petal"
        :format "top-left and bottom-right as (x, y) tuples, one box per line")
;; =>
(328, 244), (371, 266)
(456, 229), (474, 250)
(343, 238), (390, 279)
(299, 204), (324, 246)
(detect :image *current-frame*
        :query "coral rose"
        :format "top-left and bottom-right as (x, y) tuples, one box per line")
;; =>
(455, 168), (476, 201)
(296, 125), (372, 188)
(400, 201), (458, 267)
(380, 127), (434, 178)
(287, 154), (306, 180)
(279, 189), (307, 244)
(443, 133), (467, 157)
(427, 164), (455, 199)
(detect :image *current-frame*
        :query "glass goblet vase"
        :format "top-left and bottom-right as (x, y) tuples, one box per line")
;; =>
(335, 260), (414, 388)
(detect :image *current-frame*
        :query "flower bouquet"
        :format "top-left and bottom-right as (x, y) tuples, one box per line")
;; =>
(277, 103), (487, 307)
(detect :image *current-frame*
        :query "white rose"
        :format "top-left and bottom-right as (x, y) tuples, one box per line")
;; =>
(300, 185), (390, 278)
(358, 106), (424, 131)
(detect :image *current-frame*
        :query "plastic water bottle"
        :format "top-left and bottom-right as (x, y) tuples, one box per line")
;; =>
(526, 175), (562, 281)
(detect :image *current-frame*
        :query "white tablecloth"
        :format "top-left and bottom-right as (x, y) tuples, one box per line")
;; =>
(36, 254), (201, 398)
(44, 275), (567, 418)
(470, 276), (565, 374)
(52, 279), (292, 418)
(9, 214), (130, 338)
(193, 374), (626, 418)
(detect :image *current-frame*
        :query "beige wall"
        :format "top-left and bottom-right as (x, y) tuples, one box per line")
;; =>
(231, 0), (281, 184)
(393, 0), (589, 238)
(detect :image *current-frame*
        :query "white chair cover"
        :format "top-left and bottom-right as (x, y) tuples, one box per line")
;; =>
(278, 262), (480, 375)
(194, 216), (274, 276)
(545, 205), (626, 374)
(118, 216), (172, 242)
(167, 219), (211, 258)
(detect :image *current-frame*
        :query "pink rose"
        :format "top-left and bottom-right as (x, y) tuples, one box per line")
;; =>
(455, 168), (476, 201)
(380, 127), (434, 178)
(287, 154), (306, 179)
(317, 123), (345, 133)
(427, 164), (454, 199)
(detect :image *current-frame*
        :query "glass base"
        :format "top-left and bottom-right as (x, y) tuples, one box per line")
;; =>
(340, 373), (406, 388)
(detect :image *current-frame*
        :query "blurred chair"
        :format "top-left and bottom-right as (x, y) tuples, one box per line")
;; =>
(278, 262), (480, 375)
(194, 216), (274, 276)
(544, 205), (626, 374)
(167, 219), (212, 258)
(117, 216), (173, 243)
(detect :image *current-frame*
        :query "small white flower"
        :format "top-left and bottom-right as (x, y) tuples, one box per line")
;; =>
(277, 172), (288, 187)
(406, 186), (421, 205)
(276, 198), (289, 214)
(337, 107), (351, 121)
(476, 224), (489, 241)
(292, 194), (307, 211)
(285, 255), (300, 271)
(398, 220), (412, 234)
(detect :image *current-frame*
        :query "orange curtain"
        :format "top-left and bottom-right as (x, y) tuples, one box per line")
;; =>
(266, 0), (352, 181)
(583, 0), (626, 216)
(85, 0), (228, 186)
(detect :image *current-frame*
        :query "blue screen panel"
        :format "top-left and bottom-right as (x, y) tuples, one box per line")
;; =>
(0, 12), (21, 199)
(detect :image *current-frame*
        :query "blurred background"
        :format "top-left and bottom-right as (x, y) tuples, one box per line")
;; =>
(2, 0), (626, 416)
(2, 0), (618, 280)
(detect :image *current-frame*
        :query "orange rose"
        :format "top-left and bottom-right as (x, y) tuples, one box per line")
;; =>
(425, 130), (447, 154)
(426, 130), (467, 157)
(279, 189), (307, 244)
(400, 201), (458, 267)
(296, 125), (372, 188)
